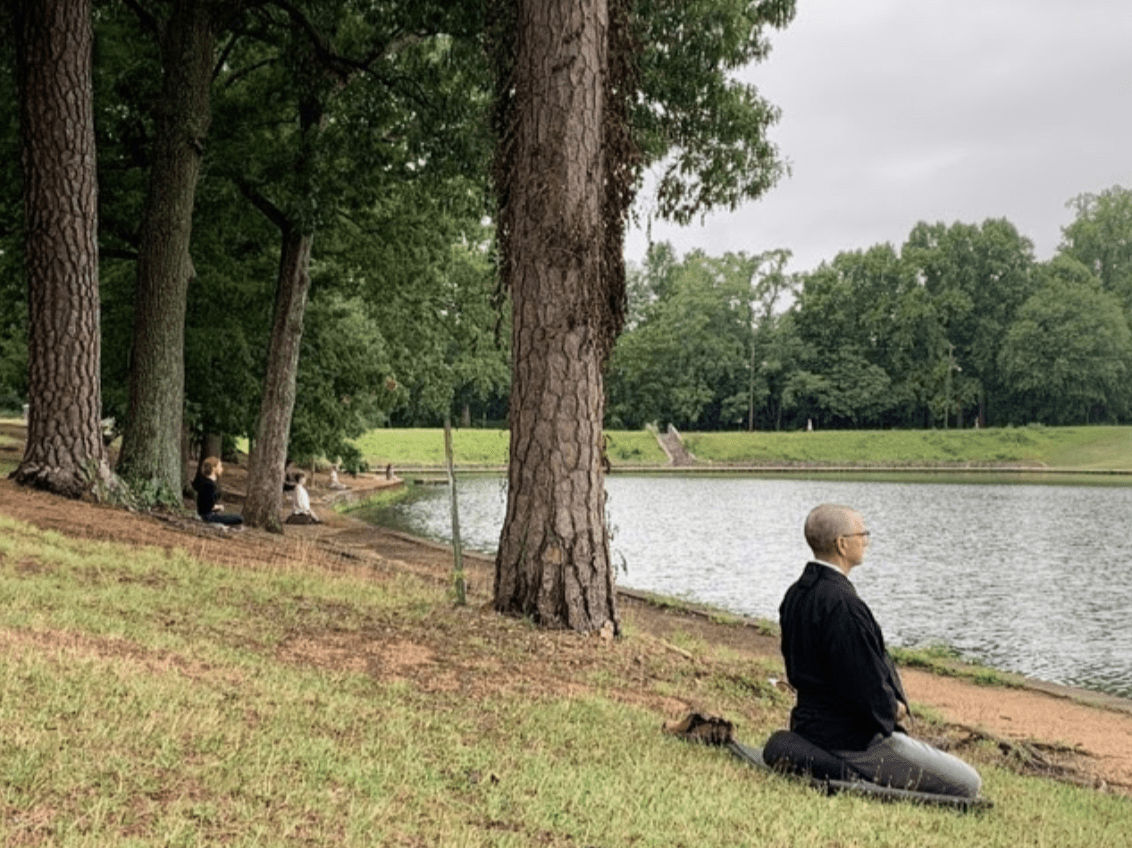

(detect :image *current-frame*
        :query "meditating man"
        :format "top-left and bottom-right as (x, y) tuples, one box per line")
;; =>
(778, 503), (981, 797)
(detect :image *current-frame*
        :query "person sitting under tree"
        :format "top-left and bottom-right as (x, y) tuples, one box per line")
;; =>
(285, 471), (320, 525)
(192, 456), (243, 527)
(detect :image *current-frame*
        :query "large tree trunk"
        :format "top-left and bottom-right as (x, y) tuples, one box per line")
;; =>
(493, 0), (619, 633)
(12, 0), (110, 498)
(116, 0), (216, 498)
(242, 228), (314, 532)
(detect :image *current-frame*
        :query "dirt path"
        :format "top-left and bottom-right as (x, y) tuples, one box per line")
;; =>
(903, 669), (1132, 791)
(2, 427), (1132, 796)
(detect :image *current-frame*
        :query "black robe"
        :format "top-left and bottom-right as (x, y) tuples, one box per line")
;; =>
(779, 561), (908, 752)
(193, 474), (220, 517)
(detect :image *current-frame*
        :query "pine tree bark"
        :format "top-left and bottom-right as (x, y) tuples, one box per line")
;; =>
(116, 0), (217, 498)
(12, 0), (110, 498)
(242, 227), (313, 532)
(493, 0), (620, 633)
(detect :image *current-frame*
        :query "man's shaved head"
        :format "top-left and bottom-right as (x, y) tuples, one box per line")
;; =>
(804, 503), (861, 557)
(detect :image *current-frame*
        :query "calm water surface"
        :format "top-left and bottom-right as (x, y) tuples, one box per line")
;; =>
(354, 475), (1132, 698)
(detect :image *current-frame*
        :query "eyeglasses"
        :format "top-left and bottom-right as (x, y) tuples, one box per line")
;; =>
(839, 531), (871, 540)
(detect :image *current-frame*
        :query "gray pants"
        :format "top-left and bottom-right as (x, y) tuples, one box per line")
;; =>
(835, 733), (982, 798)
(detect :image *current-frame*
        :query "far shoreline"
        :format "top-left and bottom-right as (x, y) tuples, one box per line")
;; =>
(385, 463), (1132, 486)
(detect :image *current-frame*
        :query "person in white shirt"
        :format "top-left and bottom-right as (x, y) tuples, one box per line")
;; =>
(286, 471), (320, 524)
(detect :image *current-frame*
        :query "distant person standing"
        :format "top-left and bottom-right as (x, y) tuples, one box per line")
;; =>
(193, 456), (243, 527)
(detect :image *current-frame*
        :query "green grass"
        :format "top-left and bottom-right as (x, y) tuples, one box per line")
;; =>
(890, 644), (1025, 688)
(7, 420), (1132, 472)
(330, 482), (411, 514)
(1, 512), (1129, 846)
(351, 428), (510, 467)
(344, 426), (1132, 473)
(604, 430), (671, 465)
(349, 428), (668, 468)
(682, 426), (1132, 470)
(1038, 427), (1132, 469)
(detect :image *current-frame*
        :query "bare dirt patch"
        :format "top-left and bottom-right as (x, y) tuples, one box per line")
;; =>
(903, 668), (1132, 791)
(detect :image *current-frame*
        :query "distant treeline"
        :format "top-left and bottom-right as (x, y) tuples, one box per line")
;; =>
(607, 186), (1132, 431)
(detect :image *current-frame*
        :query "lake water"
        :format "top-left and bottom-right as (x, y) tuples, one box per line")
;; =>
(353, 474), (1132, 698)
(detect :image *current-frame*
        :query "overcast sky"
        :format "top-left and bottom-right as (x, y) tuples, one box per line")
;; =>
(625, 0), (1132, 275)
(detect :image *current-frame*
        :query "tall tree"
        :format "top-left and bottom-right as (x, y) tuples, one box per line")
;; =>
(216, 2), (384, 531)
(902, 219), (1036, 426)
(11, 0), (111, 497)
(1060, 185), (1132, 318)
(228, 1), (487, 530)
(286, 292), (396, 471)
(997, 256), (1132, 424)
(0, 23), (26, 412)
(114, 0), (239, 501)
(379, 232), (511, 428)
(607, 247), (767, 430)
(490, 0), (795, 631)
(491, 0), (625, 632)
(741, 248), (795, 430)
(790, 248), (901, 428)
(242, 209), (314, 532)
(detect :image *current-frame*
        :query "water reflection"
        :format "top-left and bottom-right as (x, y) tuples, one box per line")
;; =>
(353, 474), (1132, 698)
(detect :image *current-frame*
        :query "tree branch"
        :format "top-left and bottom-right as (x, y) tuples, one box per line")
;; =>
(121, 0), (161, 37)
(264, 0), (419, 84)
(232, 175), (288, 232)
(213, 30), (241, 83)
(99, 246), (141, 262)
(221, 55), (277, 90)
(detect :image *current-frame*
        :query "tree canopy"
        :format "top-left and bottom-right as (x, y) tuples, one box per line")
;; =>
(610, 197), (1132, 431)
(3, 0), (1130, 520)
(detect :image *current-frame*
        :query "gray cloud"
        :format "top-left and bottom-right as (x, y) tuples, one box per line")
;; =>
(627, 0), (1132, 273)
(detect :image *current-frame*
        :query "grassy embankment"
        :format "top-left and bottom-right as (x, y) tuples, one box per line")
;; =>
(1, 512), (1128, 847)
(6, 424), (1129, 478)
(349, 429), (671, 469)
(350, 425), (1132, 473)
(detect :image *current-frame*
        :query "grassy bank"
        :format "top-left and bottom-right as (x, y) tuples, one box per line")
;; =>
(8, 420), (1127, 475)
(350, 428), (667, 469)
(349, 426), (1132, 471)
(1, 513), (1127, 846)
(682, 426), (1132, 470)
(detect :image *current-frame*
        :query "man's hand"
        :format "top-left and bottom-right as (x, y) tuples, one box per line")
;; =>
(896, 701), (909, 722)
